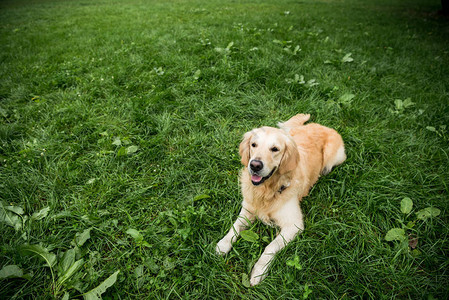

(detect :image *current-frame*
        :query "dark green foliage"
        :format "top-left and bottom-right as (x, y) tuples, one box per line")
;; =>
(1, 0), (448, 298)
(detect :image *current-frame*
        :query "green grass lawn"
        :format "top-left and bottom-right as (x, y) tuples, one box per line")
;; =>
(1, 0), (448, 298)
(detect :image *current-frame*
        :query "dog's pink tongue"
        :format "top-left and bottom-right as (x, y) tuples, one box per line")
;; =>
(251, 175), (262, 183)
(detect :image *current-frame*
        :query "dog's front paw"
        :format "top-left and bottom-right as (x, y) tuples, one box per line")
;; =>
(249, 275), (263, 286)
(249, 264), (268, 286)
(216, 238), (232, 255)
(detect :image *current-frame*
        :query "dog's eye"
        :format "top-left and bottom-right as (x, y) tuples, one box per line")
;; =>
(251, 143), (257, 147)
(271, 147), (279, 152)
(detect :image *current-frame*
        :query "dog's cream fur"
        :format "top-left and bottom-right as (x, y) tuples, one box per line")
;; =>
(216, 114), (346, 286)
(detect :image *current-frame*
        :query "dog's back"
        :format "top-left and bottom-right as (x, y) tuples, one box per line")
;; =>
(280, 114), (346, 188)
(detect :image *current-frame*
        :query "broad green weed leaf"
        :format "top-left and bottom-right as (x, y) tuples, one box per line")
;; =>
(215, 42), (234, 54)
(286, 255), (302, 270)
(214, 47), (226, 54)
(163, 257), (175, 270)
(31, 206), (50, 221)
(226, 41), (234, 50)
(0, 265), (24, 279)
(394, 99), (403, 110)
(400, 197), (413, 214)
(240, 230), (259, 243)
(338, 93), (355, 105)
(178, 228), (191, 240)
(126, 229), (150, 247)
(242, 273), (250, 288)
(112, 137), (122, 146)
(306, 79), (319, 87)
(134, 265), (145, 288)
(141, 241), (151, 248)
(303, 283), (313, 299)
(385, 228), (406, 241)
(134, 265), (144, 278)
(416, 207), (440, 220)
(126, 145), (139, 155)
(121, 137), (131, 145)
(341, 53), (353, 63)
(83, 270), (119, 300)
(154, 67), (164, 76)
(393, 98), (414, 112)
(293, 45), (301, 55)
(75, 228), (91, 246)
(126, 228), (143, 242)
(283, 47), (293, 54)
(0, 202), (23, 231)
(193, 69), (201, 80)
(5, 205), (24, 215)
(59, 248), (75, 274)
(19, 244), (57, 268)
(57, 258), (84, 287)
(144, 257), (159, 274)
(402, 98), (414, 108)
(426, 126), (436, 132)
(294, 74), (300, 83)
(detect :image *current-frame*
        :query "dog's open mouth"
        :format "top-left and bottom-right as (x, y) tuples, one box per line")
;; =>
(251, 167), (276, 186)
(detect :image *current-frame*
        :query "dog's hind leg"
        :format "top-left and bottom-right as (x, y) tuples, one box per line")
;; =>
(321, 134), (346, 175)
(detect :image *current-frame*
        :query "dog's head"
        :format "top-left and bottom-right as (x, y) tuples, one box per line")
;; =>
(239, 126), (299, 185)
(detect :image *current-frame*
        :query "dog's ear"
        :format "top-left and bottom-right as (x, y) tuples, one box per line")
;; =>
(239, 131), (253, 166)
(279, 137), (299, 174)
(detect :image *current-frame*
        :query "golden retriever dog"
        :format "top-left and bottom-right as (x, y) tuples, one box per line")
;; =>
(216, 113), (346, 286)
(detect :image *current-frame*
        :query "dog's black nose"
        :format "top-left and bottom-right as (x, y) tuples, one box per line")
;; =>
(250, 160), (263, 172)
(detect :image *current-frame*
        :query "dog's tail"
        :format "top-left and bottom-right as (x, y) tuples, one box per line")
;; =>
(278, 113), (310, 133)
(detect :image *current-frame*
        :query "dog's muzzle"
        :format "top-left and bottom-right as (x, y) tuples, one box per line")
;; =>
(250, 160), (277, 186)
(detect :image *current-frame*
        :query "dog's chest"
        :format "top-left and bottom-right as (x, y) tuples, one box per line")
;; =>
(246, 190), (285, 226)
(257, 212), (276, 227)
